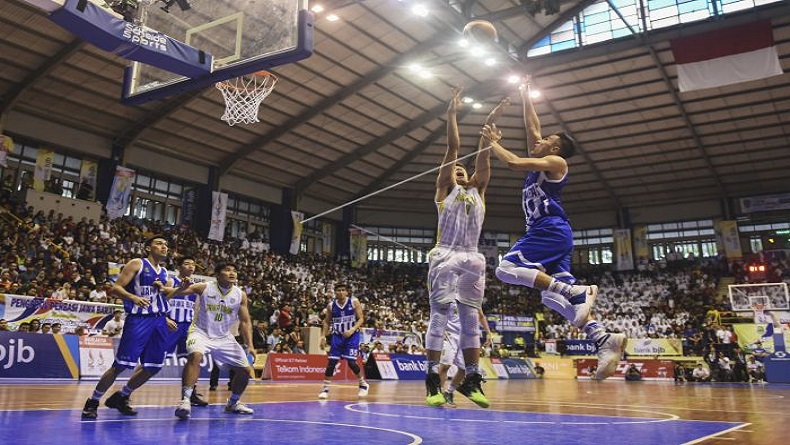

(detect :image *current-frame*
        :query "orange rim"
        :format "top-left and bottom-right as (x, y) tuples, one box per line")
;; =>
(217, 71), (278, 90)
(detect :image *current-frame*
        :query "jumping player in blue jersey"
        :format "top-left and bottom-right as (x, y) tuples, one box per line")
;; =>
(481, 76), (626, 380)
(318, 282), (368, 399)
(122, 255), (208, 408)
(82, 235), (172, 420)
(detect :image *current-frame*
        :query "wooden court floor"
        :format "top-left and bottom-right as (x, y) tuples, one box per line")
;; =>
(0, 379), (787, 444)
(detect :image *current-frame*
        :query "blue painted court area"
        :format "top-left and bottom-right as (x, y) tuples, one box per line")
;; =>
(0, 401), (744, 445)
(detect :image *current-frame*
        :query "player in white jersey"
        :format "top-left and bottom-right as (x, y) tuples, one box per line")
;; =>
(424, 87), (507, 408)
(172, 262), (256, 419)
(480, 76), (625, 380)
(438, 302), (491, 407)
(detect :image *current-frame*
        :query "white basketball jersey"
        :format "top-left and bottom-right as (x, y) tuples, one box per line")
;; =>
(436, 185), (484, 249)
(192, 282), (243, 339)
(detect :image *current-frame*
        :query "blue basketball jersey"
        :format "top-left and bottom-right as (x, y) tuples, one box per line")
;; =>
(522, 170), (569, 228)
(168, 276), (196, 323)
(123, 258), (169, 315)
(330, 298), (357, 335)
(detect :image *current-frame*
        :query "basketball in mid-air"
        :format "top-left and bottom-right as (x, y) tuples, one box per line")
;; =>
(463, 20), (498, 43)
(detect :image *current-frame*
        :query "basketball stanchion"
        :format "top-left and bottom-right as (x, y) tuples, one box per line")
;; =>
(215, 71), (278, 126)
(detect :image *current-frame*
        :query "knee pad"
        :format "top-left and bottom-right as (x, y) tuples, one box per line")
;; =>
(457, 303), (481, 350)
(347, 359), (361, 375)
(426, 302), (451, 351)
(496, 260), (539, 288)
(325, 359), (339, 377)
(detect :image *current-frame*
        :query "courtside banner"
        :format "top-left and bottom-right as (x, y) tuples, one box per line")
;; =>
(389, 354), (428, 380)
(576, 359), (675, 381)
(0, 332), (79, 379)
(500, 358), (535, 379)
(487, 314), (536, 333)
(79, 336), (115, 378)
(368, 353), (399, 380)
(489, 358), (509, 379)
(2, 294), (121, 334)
(262, 353), (359, 381)
(152, 351), (225, 380)
(533, 357), (577, 380)
(626, 338), (682, 356)
(562, 339), (596, 356)
(478, 357), (501, 380)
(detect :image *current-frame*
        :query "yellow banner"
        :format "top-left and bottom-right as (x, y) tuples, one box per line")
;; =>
(0, 134), (13, 168)
(350, 228), (367, 268)
(322, 222), (333, 255)
(478, 357), (500, 379)
(715, 220), (742, 258)
(532, 357), (577, 379)
(633, 224), (649, 260)
(734, 324), (790, 354)
(613, 228), (634, 270)
(625, 338), (682, 356)
(290, 211), (304, 255)
(34, 148), (55, 192)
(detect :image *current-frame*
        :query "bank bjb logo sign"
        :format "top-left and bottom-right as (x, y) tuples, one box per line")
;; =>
(0, 338), (35, 370)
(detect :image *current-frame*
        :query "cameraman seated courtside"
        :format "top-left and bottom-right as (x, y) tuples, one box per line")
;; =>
(624, 363), (642, 381)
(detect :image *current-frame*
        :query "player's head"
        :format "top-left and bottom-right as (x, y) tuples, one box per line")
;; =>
(144, 234), (169, 258)
(214, 261), (238, 284)
(335, 282), (350, 297)
(176, 254), (196, 275)
(453, 163), (469, 185)
(531, 132), (576, 159)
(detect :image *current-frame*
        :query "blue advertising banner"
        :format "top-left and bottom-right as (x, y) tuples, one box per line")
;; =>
(487, 314), (536, 333)
(765, 351), (790, 384)
(563, 340), (597, 356)
(389, 354), (428, 380)
(500, 358), (535, 379)
(153, 351), (228, 380)
(0, 332), (79, 379)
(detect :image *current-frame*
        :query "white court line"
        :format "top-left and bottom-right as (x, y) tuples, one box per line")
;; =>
(344, 402), (680, 425)
(681, 423), (752, 445)
(87, 417), (422, 444)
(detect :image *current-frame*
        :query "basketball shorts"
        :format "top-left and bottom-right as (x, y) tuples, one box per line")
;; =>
(428, 245), (486, 308)
(186, 328), (248, 368)
(162, 321), (191, 356)
(502, 216), (574, 280)
(114, 314), (169, 370)
(440, 331), (464, 369)
(329, 331), (361, 360)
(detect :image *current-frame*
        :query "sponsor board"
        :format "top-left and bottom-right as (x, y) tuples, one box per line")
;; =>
(562, 340), (596, 356)
(262, 353), (360, 381)
(625, 338), (682, 356)
(0, 332), (79, 379)
(486, 314), (536, 333)
(388, 354), (428, 380)
(533, 357), (577, 379)
(576, 359), (675, 380)
(500, 358), (535, 379)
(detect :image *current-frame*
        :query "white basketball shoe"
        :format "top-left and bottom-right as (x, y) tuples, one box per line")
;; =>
(572, 285), (598, 328)
(595, 333), (627, 380)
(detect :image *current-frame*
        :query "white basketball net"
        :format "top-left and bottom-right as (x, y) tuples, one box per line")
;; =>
(215, 72), (278, 126)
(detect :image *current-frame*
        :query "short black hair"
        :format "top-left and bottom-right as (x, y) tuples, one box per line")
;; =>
(553, 132), (577, 159)
(176, 254), (195, 266)
(214, 261), (237, 274)
(144, 234), (168, 247)
(335, 282), (349, 291)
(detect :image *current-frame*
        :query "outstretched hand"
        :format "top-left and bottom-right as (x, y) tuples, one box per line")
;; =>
(486, 97), (510, 124)
(518, 75), (532, 94)
(448, 85), (463, 113)
(480, 124), (502, 143)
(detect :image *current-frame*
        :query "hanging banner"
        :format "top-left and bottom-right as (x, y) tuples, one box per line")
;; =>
(0, 134), (13, 168)
(613, 228), (634, 271)
(633, 225), (649, 261)
(208, 191), (228, 241)
(321, 221), (333, 255)
(2, 294), (121, 334)
(33, 148), (55, 192)
(105, 166), (135, 220)
(715, 220), (742, 258)
(350, 227), (367, 268)
(740, 193), (790, 213)
(486, 314), (535, 333)
(289, 210), (304, 255)
(180, 187), (198, 227)
(77, 159), (98, 200)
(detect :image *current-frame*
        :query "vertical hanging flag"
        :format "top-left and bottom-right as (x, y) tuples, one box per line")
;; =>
(349, 227), (367, 268)
(633, 225), (649, 261)
(613, 229), (634, 271)
(208, 191), (228, 241)
(321, 221), (333, 255)
(671, 20), (783, 93)
(715, 220), (742, 259)
(34, 148), (55, 192)
(290, 211), (304, 255)
(78, 159), (98, 200)
(105, 166), (135, 220)
(0, 134), (13, 167)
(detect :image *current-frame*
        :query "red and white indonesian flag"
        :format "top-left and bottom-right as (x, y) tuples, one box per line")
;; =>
(671, 20), (783, 93)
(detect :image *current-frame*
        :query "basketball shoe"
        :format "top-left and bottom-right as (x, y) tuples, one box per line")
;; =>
(175, 399), (191, 420)
(358, 381), (369, 397)
(457, 373), (489, 408)
(595, 333), (627, 380)
(425, 372), (446, 406)
(442, 390), (456, 408)
(571, 285), (598, 328)
(81, 398), (99, 420)
(105, 391), (137, 415)
(225, 401), (254, 414)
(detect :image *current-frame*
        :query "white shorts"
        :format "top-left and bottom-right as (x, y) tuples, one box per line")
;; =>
(440, 332), (464, 369)
(186, 328), (248, 368)
(427, 245), (486, 308)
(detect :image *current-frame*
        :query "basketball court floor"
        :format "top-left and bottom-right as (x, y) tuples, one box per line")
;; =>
(0, 379), (786, 444)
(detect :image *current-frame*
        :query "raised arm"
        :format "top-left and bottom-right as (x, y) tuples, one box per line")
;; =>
(520, 76), (541, 156)
(482, 124), (567, 174)
(472, 97), (509, 194)
(437, 86), (463, 202)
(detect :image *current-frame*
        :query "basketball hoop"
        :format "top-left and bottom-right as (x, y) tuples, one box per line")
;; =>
(215, 71), (278, 126)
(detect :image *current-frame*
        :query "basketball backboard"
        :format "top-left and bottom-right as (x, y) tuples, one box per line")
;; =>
(121, 0), (312, 104)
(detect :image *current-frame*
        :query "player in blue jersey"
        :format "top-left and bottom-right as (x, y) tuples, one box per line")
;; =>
(481, 76), (626, 380)
(122, 255), (208, 407)
(318, 282), (368, 399)
(82, 235), (173, 419)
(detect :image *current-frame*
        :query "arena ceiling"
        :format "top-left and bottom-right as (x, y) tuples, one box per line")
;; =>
(1, 0), (789, 231)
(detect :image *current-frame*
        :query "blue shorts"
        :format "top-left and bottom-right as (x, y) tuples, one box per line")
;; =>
(502, 217), (575, 282)
(329, 331), (361, 360)
(114, 314), (169, 371)
(162, 321), (191, 356)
